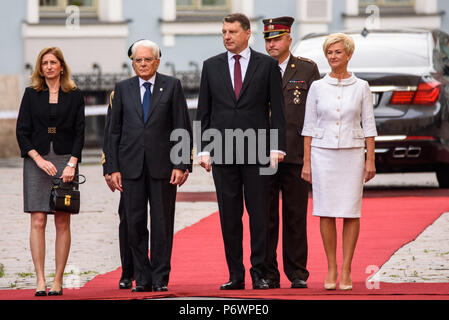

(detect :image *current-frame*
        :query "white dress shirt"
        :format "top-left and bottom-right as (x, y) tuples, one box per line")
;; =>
(302, 73), (377, 148)
(278, 54), (291, 78)
(227, 46), (251, 88)
(139, 74), (156, 103)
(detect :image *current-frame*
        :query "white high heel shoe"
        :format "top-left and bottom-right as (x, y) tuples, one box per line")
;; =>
(324, 282), (337, 290)
(339, 283), (353, 290)
(324, 273), (338, 290)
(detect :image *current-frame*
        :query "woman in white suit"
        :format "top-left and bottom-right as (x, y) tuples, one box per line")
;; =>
(301, 33), (377, 291)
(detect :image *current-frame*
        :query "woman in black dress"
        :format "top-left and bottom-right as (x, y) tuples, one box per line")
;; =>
(16, 47), (85, 296)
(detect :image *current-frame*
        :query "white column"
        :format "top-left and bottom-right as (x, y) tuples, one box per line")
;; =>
(98, 0), (123, 22)
(232, 0), (254, 17)
(162, 0), (176, 47)
(296, 0), (331, 39)
(163, 0), (176, 21)
(27, 0), (39, 24)
(346, 0), (359, 15)
(415, 0), (437, 14)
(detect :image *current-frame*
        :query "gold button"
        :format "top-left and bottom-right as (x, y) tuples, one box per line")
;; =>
(336, 122), (339, 125)
(336, 109), (340, 112)
(336, 136), (339, 139)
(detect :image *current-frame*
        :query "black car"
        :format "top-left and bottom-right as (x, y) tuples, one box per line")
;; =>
(293, 29), (449, 188)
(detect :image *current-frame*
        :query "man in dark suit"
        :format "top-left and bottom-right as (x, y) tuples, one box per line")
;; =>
(196, 13), (286, 290)
(263, 17), (320, 289)
(101, 91), (134, 290)
(109, 40), (192, 292)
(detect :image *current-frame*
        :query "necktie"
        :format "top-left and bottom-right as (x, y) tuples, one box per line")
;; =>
(233, 55), (242, 99)
(142, 82), (152, 122)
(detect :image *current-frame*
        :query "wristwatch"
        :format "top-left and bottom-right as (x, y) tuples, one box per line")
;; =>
(67, 162), (75, 168)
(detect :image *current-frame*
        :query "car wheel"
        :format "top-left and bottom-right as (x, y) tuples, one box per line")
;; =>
(436, 166), (449, 188)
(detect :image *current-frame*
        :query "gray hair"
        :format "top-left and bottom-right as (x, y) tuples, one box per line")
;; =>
(131, 40), (161, 59)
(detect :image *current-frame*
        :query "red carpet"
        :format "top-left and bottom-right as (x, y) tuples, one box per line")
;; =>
(1, 195), (449, 300)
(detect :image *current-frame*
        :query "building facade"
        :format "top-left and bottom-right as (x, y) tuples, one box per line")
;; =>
(1, 0), (449, 156)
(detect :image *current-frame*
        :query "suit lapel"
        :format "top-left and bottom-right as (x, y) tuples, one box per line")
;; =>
(282, 54), (296, 89)
(238, 48), (259, 101)
(129, 76), (143, 121)
(219, 53), (236, 103)
(146, 72), (165, 123)
(57, 88), (67, 109)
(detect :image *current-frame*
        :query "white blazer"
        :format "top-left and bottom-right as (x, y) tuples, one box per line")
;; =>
(302, 73), (377, 148)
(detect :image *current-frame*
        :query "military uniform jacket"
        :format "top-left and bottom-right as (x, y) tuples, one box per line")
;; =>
(281, 54), (320, 164)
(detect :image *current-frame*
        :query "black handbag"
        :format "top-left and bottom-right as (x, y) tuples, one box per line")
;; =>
(49, 174), (86, 214)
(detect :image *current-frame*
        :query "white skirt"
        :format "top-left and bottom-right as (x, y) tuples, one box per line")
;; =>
(311, 146), (365, 218)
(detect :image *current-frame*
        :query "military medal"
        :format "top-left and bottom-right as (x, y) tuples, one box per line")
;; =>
(294, 90), (301, 104)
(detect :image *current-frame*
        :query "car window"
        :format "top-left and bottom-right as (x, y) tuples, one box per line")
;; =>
(293, 33), (430, 72)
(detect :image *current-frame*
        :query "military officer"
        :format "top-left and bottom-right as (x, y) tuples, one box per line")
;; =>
(263, 16), (320, 289)
(102, 91), (134, 289)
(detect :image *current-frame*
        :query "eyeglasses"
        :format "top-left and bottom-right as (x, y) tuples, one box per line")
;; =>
(134, 57), (157, 64)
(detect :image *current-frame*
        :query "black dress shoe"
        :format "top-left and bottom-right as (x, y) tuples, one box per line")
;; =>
(131, 285), (152, 292)
(252, 278), (269, 290)
(153, 284), (168, 292)
(291, 279), (308, 288)
(220, 280), (245, 290)
(48, 288), (63, 296)
(266, 279), (280, 289)
(119, 278), (133, 289)
(34, 290), (47, 297)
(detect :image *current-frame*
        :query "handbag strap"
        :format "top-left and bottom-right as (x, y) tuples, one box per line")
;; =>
(52, 174), (86, 186)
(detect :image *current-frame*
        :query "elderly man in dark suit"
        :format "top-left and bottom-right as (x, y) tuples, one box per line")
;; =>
(109, 40), (192, 292)
(263, 16), (320, 289)
(196, 13), (286, 290)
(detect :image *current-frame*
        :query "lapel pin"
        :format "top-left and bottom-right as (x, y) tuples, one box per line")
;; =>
(160, 88), (163, 91)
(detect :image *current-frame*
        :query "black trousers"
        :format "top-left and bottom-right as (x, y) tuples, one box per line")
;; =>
(212, 164), (270, 282)
(266, 163), (310, 282)
(122, 164), (177, 287)
(117, 197), (134, 279)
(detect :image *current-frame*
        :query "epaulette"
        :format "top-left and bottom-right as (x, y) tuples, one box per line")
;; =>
(109, 91), (115, 108)
(296, 56), (315, 64)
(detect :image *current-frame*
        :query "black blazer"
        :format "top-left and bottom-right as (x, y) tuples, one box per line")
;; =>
(196, 48), (286, 164)
(108, 73), (193, 180)
(16, 87), (85, 161)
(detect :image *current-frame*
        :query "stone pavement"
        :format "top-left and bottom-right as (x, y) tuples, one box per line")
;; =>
(0, 153), (448, 291)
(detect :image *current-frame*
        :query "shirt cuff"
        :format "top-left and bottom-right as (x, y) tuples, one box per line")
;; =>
(197, 151), (210, 157)
(270, 150), (286, 156)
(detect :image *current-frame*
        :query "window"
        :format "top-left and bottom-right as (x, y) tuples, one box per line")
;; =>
(176, 0), (230, 14)
(40, 0), (98, 17)
(359, 0), (415, 6)
(359, 0), (415, 13)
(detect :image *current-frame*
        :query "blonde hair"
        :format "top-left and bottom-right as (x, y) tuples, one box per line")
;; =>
(323, 33), (355, 56)
(30, 47), (77, 93)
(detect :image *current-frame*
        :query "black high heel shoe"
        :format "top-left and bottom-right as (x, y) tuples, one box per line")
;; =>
(48, 288), (63, 296)
(35, 290), (47, 297)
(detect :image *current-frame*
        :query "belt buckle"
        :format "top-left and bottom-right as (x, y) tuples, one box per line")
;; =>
(48, 127), (56, 134)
